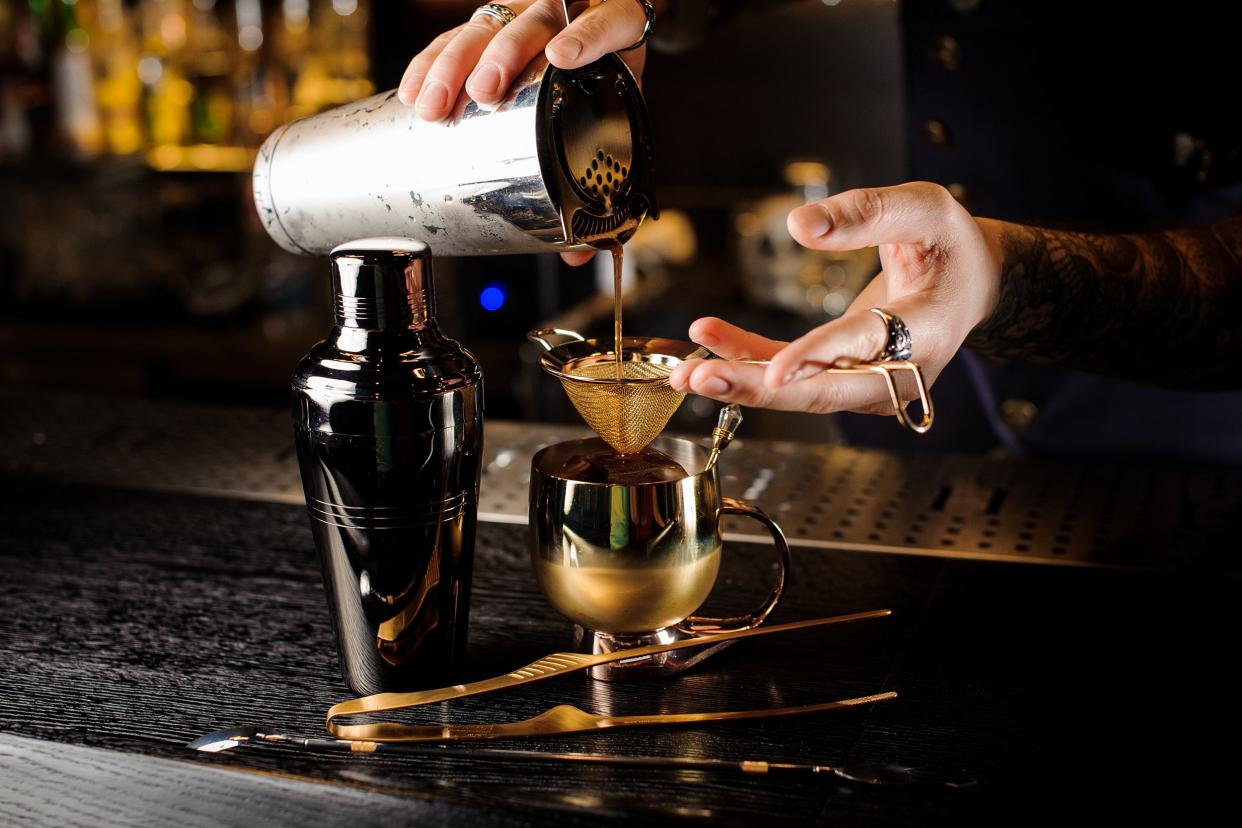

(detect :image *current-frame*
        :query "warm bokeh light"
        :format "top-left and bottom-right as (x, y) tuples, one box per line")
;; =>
(4, 0), (374, 163)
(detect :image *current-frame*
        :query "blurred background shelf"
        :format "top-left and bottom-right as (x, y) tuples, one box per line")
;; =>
(1, 0), (908, 443)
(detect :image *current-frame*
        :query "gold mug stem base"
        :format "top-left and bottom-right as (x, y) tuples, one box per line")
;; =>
(573, 625), (737, 681)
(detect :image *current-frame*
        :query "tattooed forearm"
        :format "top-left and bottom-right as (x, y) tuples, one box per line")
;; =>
(965, 217), (1242, 389)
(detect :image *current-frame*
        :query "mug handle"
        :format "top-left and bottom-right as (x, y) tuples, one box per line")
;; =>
(683, 497), (791, 634)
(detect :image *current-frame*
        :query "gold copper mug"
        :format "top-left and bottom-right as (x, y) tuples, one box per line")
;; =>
(529, 432), (791, 680)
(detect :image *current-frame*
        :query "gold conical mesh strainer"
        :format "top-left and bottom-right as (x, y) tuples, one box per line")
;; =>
(528, 328), (712, 454)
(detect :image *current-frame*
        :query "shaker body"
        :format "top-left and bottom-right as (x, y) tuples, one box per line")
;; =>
(253, 55), (655, 256)
(292, 240), (483, 695)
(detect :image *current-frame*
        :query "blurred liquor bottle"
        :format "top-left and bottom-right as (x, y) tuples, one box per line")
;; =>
(289, 0), (371, 120)
(3, 0), (374, 163)
(182, 0), (236, 145)
(0, 0), (39, 160)
(51, 0), (104, 155)
(1, 0), (101, 159)
(229, 0), (266, 144)
(136, 0), (192, 147)
(90, 0), (143, 154)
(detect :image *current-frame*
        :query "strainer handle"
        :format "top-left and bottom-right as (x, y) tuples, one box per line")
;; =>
(843, 361), (935, 435)
(683, 497), (790, 635)
(735, 358), (934, 434)
(527, 328), (586, 352)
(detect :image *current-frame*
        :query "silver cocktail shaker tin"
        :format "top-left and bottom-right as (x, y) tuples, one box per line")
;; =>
(253, 54), (656, 257)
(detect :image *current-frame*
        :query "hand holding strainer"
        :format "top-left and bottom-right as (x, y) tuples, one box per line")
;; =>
(528, 327), (934, 456)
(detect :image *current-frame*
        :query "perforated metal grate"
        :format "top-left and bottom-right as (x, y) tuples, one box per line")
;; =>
(713, 441), (1242, 570)
(4, 389), (1239, 571)
(1, 393), (306, 505)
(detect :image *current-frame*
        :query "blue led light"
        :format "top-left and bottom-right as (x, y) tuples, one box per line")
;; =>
(479, 284), (506, 312)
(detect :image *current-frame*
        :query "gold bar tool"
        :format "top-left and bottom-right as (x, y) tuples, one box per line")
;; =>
(326, 609), (892, 742)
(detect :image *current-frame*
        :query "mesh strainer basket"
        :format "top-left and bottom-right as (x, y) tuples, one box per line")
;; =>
(528, 328), (712, 454)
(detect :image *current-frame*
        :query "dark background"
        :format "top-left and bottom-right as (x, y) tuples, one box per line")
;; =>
(0, 0), (903, 442)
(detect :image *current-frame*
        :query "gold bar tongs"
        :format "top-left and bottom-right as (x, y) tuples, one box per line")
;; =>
(326, 609), (894, 743)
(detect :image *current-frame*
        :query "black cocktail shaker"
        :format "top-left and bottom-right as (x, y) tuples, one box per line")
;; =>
(292, 239), (483, 695)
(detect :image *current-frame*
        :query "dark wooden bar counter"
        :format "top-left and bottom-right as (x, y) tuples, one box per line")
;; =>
(2, 391), (1239, 825)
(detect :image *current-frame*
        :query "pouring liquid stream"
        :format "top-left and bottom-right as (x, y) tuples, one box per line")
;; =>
(605, 241), (624, 382)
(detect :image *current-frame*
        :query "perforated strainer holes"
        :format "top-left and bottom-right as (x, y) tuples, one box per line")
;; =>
(584, 156), (603, 199)
(577, 148), (632, 209)
(557, 359), (685, 455)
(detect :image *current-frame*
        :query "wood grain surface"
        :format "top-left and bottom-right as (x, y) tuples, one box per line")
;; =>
(0, 733), (544, 828)
(1, 471), (1238, 825)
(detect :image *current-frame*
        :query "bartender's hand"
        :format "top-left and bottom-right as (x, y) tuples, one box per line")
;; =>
(670, 182), (1006, 415)
(398, 0), (650, 122)
(400, 0), (651, 267)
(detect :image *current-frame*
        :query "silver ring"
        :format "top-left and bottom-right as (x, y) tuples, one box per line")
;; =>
(869, 308), (913, 362)
(602, 0), (656, 51)
(471, 3), (518, 26)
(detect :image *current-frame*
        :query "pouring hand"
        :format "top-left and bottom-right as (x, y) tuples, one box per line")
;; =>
(670, 182), (1005, 415)
(399, 0), (650, 122)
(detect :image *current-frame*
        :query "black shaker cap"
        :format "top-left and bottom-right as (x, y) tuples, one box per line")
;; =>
(329, 238), (436, 330)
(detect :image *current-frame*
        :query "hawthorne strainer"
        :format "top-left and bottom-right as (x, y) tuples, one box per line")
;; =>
(528, 328), (710, 454)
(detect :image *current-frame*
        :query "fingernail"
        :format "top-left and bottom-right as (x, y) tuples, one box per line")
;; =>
(701, 377), (731, 396)
(467, 63), (501, 97)
(783, 365), (814, 385)
(415, 80), (448, 115)
(796, 207), (831, 238)
(694, 332), (719, 348)
(398, 77), (421, 105)
(548, 36), (584, 61)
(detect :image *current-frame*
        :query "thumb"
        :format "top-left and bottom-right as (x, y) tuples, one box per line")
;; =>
(546, 0), (649, 68)
(787, 182), (960, 253)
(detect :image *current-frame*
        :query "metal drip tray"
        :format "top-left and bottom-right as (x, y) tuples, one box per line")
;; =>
(4, 388), (1240, 571)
